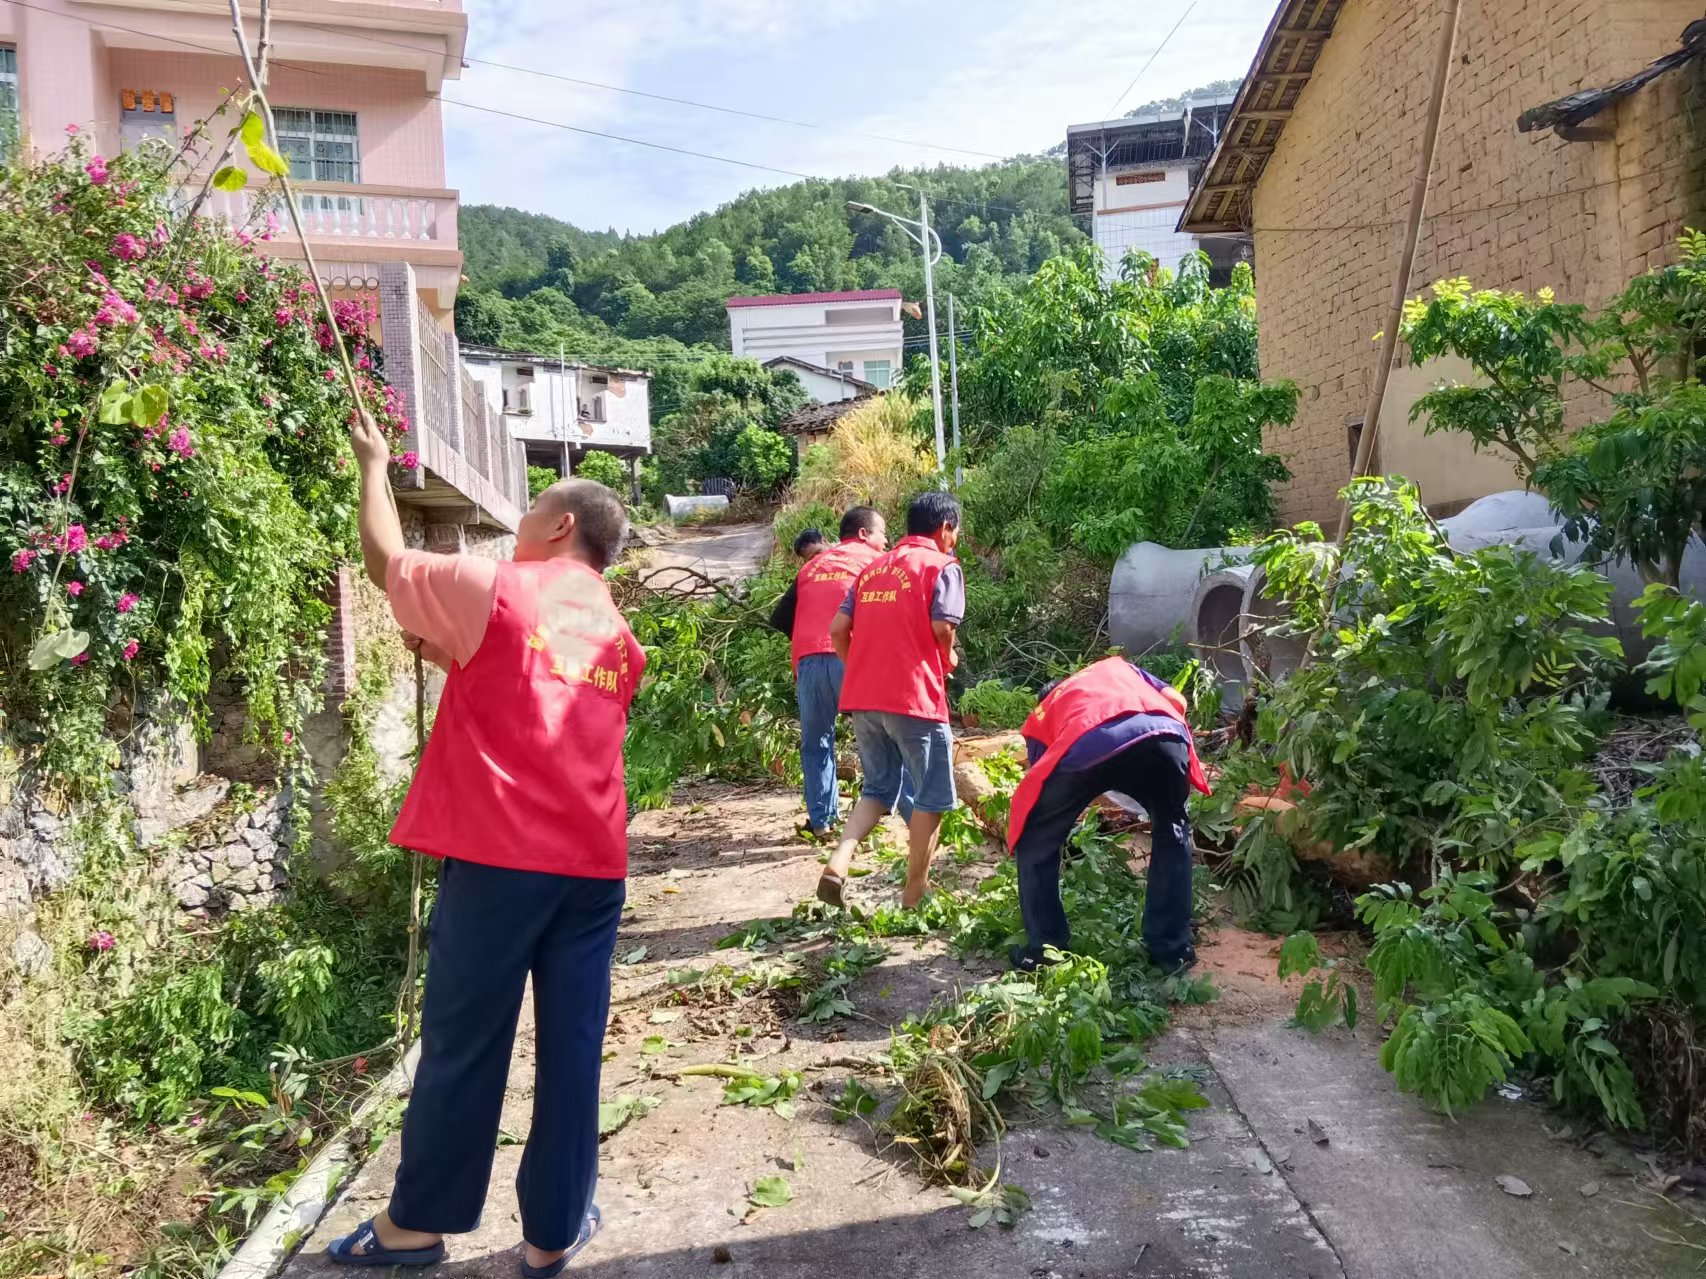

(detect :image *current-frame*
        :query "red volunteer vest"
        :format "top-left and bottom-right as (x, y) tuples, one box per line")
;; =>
(791, 539), (882, 670)
(1007, 656), (1210, 851)
(391, 558), (645, 878)
(838, 536), (956, 722)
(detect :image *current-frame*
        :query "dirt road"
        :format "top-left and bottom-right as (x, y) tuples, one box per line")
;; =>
(282, 782), (1693, 1279)
(638, 523), (775, 593)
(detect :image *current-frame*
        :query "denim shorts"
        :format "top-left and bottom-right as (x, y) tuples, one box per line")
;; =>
(851, 711), (958, 814)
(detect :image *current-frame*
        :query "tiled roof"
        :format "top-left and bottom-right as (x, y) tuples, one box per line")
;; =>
(778, 395), (876, 436)
(725, 289), (903, 310)
(1178, 0), (1346, 234)
(762, 355), (879, 393)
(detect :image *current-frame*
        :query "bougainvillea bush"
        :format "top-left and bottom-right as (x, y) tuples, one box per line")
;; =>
(0, 132), (406, 785)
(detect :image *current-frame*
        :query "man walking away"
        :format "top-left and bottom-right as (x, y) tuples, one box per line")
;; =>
(328, 415), (642, 1275)
(767, 507), (889, 839)
(1007, 657), (1211, 975)
(820, 491), (964, 910)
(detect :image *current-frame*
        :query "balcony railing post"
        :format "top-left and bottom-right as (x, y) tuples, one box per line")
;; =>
(442, 331), (465, 454)
(377, 261), (425, 491)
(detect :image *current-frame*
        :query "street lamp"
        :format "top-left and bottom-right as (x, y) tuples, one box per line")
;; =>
(847, 193), (947, 473)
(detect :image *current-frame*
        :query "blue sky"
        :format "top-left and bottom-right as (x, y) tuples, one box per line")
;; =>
(444, 0), (1281, 233)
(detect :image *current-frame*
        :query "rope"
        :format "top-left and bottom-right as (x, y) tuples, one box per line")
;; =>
(401, 652), (428, 1046)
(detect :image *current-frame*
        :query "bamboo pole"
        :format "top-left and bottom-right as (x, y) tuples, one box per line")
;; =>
(1334, 0), (1464, 544)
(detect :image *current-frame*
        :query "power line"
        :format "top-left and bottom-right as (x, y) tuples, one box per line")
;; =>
(1106, 2), (1197, 119)
(129, 0), (1009, 162)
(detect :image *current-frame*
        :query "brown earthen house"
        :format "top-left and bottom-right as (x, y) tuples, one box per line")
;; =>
(1181, 0), (1706, 527)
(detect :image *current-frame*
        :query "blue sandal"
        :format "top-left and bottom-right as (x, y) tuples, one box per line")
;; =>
(519, 1204), (602, 1278)
(326, 1218), (446, 1268)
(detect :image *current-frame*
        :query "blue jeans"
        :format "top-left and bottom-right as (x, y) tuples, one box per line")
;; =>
(796, 656), (914, 827)
(796, 655), (845, 831)
(388, 858), (624, 1250)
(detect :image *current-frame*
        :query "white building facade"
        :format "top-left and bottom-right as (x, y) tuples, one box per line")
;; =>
(460, 345), (651, 479)
(726, 290), (903, 395)
(1065, 96), (1247, 283)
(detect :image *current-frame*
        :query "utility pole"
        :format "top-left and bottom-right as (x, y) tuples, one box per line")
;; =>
(918, 189), (946, 471)
(947, 292), (963, 486)
(846, 194), (947, 472)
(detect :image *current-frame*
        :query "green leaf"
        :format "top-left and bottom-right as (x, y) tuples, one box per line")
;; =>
(99, 382), (132, 425)
(212, 165), (248, 192)
(130, 384), (168, 428)
(240, 110), (266, 146)
(247, 139), (291, 177)
(621, 945), (650, 965)
(748, 1175), (792, 1208)
(640, 1035), (669, 1055)
(29, 629), (90, 670)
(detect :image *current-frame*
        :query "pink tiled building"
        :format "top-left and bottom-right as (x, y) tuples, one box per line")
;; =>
(0, 0), (466, 322)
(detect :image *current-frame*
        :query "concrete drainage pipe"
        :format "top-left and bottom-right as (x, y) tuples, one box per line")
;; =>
(1191, 565), (1256, 689)
(1109, 543), (1252, 655)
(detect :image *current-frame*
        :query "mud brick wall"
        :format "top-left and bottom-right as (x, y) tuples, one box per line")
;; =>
(1252, 0), (1706, 528)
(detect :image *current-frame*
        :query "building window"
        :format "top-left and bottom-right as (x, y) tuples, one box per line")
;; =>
(862, 359), (892, 388)
(274, 109), (360, 183)
(0, 47), (18, 164)
(1115, 170), (1166, 186)
(120, 89), (177, 151)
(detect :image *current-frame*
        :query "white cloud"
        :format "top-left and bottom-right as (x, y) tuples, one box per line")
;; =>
(444, 0), (1279, 231)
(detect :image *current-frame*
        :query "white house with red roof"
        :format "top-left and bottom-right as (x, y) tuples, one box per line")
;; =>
(725, 289), (903, 398)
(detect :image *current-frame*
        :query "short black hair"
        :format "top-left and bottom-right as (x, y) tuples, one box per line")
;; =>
(839, 506), (882, 540)
(906, 489), (962, 538)
(793, 528), (826, 555)
(538, 478), (628, 572)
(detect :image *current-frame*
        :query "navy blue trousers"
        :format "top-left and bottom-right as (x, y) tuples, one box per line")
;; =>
(1013, 735), (1196, 968)
(388, 857), (625, 1251)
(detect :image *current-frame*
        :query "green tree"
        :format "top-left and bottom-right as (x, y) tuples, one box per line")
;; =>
(575, 450), (627, 492)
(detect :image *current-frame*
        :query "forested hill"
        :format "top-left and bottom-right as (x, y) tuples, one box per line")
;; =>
(453, 156), (1084, 360)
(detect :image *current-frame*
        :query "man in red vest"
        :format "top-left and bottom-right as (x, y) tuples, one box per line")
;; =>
(329, 419), (642, 1273)
(820, 490), (965, 910)
(1008, 657), (1211, 975)
(769, 507), (890, 838)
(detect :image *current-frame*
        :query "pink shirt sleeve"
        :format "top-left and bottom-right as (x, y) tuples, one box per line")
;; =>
(385, 550), (499, 669)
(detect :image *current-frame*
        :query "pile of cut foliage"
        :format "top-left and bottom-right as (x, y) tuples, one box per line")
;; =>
(1216, 233), (1706, 1155)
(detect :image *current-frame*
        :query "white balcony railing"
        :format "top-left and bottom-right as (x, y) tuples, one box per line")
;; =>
(198, 182), (454, 244)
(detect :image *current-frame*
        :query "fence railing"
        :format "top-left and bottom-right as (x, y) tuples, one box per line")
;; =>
(377, 261), (527, 532)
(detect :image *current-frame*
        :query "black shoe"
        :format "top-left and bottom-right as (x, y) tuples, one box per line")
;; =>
(1008, 945), (1060, 973)
(1153, 954), (1197, 978)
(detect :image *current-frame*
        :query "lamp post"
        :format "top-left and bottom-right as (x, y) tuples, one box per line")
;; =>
(847, 192), (946, 472)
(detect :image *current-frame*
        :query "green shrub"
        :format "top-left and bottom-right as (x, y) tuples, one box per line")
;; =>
(957, 680), (1036, 729)
(575, 449), (627, 492)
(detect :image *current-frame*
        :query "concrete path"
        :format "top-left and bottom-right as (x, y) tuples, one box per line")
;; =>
(282, 783), (1698, 1279)
(638, 523), (775, 594)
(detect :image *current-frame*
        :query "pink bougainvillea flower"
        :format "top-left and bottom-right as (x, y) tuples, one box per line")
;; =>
(393, 450), (420, 470)
(63, 328), (98, 359)
(10, 549), (34, 573)
(152, 221), (170, 246)
(44, 363), (58, 377)
(353, 1056), (369, 1075)
(87, 929), (115, 950)
(52, 473), (71, 495)
(235, 290), (249, 303)
(274, 306), (295, 327)
(110, 232), (145, 262)
(62, 525), (88, 554)
(65, 123), (80, 135)
(167, 426), (194, 459)
(85, 156), (109, 185)
(117, 592), (139, 613)
(122, 639), (140, 661)
(50, 433), (68, 446)
(66, 580), (84, 597)
(282, 729), (294, 745)
(94, 291), (138, 326)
